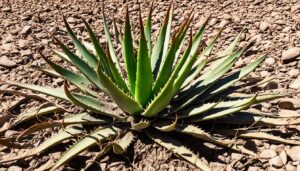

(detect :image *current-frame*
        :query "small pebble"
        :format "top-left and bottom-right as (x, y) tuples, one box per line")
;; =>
(259, 21), (269, 31)
(288, 69), (299, 78)
(282, 47), (300, 61)
(260, 149), (277, 159)
(265, 57), (275, 66)
(269, 156), (284, 168)
(7, 166), (22, 171)
(290, 79), (300, 89)
(21, 26), (32, 35)
(260, 70), (270, 77)
(18, 39), (29, 49)
(66, 17), (77, 24)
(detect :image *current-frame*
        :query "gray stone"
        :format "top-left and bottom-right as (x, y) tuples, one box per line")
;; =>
(0, 56), (17, 68)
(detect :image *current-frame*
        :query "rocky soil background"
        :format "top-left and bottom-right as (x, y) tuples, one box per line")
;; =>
(1, 0), (300, 170)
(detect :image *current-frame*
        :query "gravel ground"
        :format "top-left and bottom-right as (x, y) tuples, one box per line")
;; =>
(1, 0), (300, 170)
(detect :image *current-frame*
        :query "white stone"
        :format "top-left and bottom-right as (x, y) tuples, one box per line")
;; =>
(290, 79), (300, 89)
(0, 56), (16, 68)
(282, 47), (300, 61)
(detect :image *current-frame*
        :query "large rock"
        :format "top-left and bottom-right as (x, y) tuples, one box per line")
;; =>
(282, 47), (300, 61)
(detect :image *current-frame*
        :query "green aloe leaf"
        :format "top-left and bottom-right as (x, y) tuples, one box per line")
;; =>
(51, 49), (72, 63)
(50, 126), (117, 171)
(181, 59), (206, 89)
(177, 16), (211, 88)
(190, 16), (211, 58)
(161, 102), (218, 119)
(218, 31), (243, 57)
(201, 55), (266, 99)
(101, 3), (122, 73)
(181, 27), (222, 89)
(152, 13), (193, 95)
(151, 3), (173, 78)
(122, 7), (137, 95)
(64, 83), (124, 119)
(145, 129), (211, 171)
(39, 51), (97, 97)
(135, 10), (153, 107)
(63, 16), (98, 68)
(105, 45), (130, 93)
(82, 19), (113, 79)
(166, 93), (273, 119)
(51, 35), (105, 91)
(144, 2), (153, 56)
(172, 44), (204, 96)
(189, 94), (257, 122)
(112, 17), (123, 44)
(177, 49), (244, 109)
(142, 31), (200, 117)
(9, 82), (120, 117)
(8, 82), (70, 101)
(97, 63), (143, 115)
(31, 65), (61, 78)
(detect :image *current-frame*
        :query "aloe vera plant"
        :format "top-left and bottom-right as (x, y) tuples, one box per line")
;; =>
(1, 3), (299, 171)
